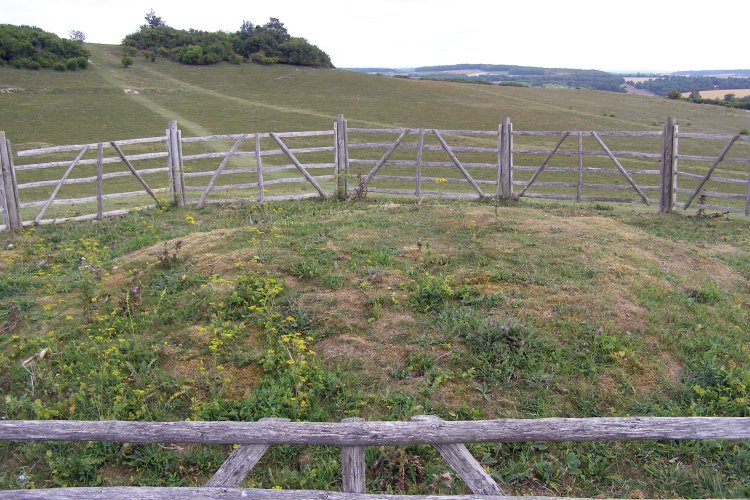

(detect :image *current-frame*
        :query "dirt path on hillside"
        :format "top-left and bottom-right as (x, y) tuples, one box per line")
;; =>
(89, 44), (407, 133)
(624, 84), (658, 97)
(88, 46), (217, 138)
(135, 65), (401, 130)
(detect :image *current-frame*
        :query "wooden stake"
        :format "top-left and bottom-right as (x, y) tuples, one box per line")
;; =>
(416, 129), (424, 197)
(177, 129), (186, 205)
(659, 117), (678, 213)
(0, 132), (21, 230)
(96, 143), (104, 219)
(336, 114), (349, 200)
(340, 418), (366, 493)
(255, 134), (265, 202)
(577, 131), (583, 202)
(497, 117), (513, 199)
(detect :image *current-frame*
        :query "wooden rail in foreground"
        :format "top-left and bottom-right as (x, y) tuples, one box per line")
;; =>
(2, 116), (749, 231)
(1, 416), (748, 498)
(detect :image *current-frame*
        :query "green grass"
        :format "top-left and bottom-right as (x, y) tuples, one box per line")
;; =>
(0, 198), (748, 496)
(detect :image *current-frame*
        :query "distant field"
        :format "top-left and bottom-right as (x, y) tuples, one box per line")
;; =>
(681, 88), (750, 99)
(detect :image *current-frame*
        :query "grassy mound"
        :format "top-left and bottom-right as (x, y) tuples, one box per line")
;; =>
(1, 198), (748, 496)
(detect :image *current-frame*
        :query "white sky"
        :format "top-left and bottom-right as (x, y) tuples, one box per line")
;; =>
(3, 0), (748, 73)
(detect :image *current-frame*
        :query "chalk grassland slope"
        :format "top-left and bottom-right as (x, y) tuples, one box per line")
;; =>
(0, 44), (749, 149)
(0, 200), (748, 496)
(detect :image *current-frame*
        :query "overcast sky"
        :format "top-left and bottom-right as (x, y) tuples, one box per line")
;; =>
(3, 0), (747, 73)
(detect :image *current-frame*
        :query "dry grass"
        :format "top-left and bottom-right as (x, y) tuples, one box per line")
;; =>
(681, 89), (750, 99)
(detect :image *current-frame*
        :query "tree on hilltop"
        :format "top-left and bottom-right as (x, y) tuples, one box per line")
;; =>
(144, 9), (165, 28)
(68, 30), (85, 42)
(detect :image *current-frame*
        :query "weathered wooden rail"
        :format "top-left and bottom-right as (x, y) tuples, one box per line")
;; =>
(1, 415), (748, 498)
(1, 116), (749, 231)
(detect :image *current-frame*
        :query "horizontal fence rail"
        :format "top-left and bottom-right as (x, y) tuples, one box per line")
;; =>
(1, 416), (748, 499)
(1, 116), (749, 231)
(3, 416), (749, 445)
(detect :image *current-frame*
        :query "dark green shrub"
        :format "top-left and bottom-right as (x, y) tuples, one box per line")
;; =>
(178, 45), (204, 65)
(66, 58), (79, 71)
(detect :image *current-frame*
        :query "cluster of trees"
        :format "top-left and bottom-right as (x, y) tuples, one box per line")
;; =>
(688, 95), (750, 110)
(635, 75), (750, 95)
(410, 64), (625, 92)
(0, 24), (89, 71)
(121, 11), (333, 68)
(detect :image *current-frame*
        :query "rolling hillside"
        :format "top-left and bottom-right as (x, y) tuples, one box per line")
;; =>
(0, 43), (748, 150)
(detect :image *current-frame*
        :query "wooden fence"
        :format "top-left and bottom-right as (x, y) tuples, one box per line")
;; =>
(1, 415), (749, 498)
(1, 116), (749, 231)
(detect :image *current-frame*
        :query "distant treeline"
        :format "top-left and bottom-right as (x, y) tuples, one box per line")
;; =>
(122, 12), (333, 68)
(672, 69), (750, 77)
(410, 64), (625, 92)
(416, 63), (547, 74)
(0, 24), (89, 71)
(635, 76), (750, 96)
(686, 94), (750, 111)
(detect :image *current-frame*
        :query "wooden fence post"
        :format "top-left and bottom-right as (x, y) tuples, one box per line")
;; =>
(167, 120), (186, 206)
(0, 132), (22, 230)
(96, 143), (104, 219)
(497, 117), (514, 199)
(340, 417), (365, 493)
(0, 159), (6, 230)
(336, 114), (349, 200)
(659, 117), (678, 213)
(416, 129), (424, 197)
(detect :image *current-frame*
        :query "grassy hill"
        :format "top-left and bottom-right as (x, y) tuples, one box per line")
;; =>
(0, 44), (749, 497)
(1, 43), (749, 150)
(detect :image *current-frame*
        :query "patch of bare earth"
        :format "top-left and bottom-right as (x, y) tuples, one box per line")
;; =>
(102, 228), (256, 290)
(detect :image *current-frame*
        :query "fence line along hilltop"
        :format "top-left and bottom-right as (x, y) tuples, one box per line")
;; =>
(2, 116), (749, 231)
